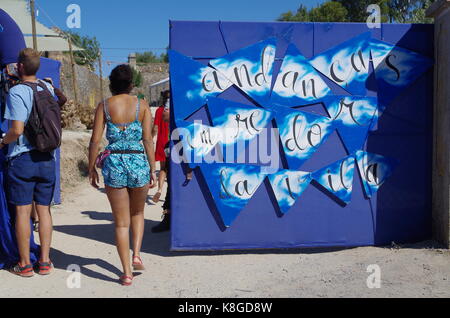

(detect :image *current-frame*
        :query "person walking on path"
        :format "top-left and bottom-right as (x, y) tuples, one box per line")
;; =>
(88, 65), (157, 286)
(151, 103), (171, 233)
(150, 90), (170, 203)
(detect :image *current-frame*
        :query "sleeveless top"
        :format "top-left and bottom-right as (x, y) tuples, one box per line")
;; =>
(103, 97), (145, 152)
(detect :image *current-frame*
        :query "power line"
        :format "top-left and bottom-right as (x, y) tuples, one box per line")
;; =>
(34, 2), (95, 66)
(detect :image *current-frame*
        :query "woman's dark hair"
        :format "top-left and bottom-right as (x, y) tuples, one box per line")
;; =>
(109, 64), (133, 95)
(161, 90), (170, 104)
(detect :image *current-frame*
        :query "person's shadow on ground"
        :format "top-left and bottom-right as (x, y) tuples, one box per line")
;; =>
(53, 211), (172, 258)
(50, 247), (123, 283)
(52, 210), (151, 283)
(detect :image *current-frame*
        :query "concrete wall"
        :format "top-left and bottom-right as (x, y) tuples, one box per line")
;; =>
(427, 0), (450, 248)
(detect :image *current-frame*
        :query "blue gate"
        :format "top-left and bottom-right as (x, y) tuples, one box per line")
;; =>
(169, 21), (434, 250)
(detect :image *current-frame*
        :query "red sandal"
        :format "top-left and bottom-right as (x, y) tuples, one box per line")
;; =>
(132, 255), (145, 271)
(10, 263), (34, 278)
(37, 261), (53, 275)
(119, 275), (133, 286)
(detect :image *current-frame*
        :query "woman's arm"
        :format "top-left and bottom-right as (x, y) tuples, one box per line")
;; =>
(142, 100), (157, 187)
(88, 102), (106, 188)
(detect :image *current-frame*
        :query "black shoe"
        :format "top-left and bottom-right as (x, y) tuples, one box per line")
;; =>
(151, 213), (171, 233)
(33, 221), (39, 232)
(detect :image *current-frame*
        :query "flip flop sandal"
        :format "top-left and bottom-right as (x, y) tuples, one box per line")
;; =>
(152, 191), (162, 203)
(132, 256), (145, 271)
(119, 275), (133, 286)
(10, 263), (34, 278)
(37, 261), (53, 275)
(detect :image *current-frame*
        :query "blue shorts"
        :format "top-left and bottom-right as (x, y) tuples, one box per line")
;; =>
(102, 153), (150, 188)
(6, 151), (56, 206)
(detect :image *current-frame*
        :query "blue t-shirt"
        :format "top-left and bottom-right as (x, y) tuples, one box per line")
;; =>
(3, 81), (55, 158)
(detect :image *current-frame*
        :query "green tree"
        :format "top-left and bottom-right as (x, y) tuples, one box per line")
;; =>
(136, 51), (167, 64)
(278, 0), (434, 23)
(277, 2), (348, 22)
(336, 0), (390, 22)
(387, 0), (435, 23)
(160, 51), (169, 63)
(64, 30), (100, 71)
(309, 1), (348, 22)
(277, 4), (310, 21)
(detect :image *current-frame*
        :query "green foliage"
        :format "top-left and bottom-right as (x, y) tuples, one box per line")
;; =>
(309, 1), (348, 22)
(277, 1), (348, 22)
(277, 4), (311, 21)
(136, 51), (167, 64)
(387, 0), (435, 23)
(64, 30), (100, 71)
(278, 0), (434, 23)
(132, 67), (142, 88)
(336, 0), (390, 22)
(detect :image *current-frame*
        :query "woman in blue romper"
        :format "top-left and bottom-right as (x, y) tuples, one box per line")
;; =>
(88, 65), (157, 286)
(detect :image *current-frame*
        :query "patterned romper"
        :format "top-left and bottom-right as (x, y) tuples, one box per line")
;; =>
(102, 98), (150, 188)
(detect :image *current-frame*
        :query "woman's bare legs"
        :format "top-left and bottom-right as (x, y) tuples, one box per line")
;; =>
(105, 186), (132, 280)
(152, 161), (166, 203)
(129, 184), (149, 264)
(158, 161), (167, 192)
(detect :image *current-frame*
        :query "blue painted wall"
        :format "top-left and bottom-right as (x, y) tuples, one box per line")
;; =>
(169, 21), (434, 250)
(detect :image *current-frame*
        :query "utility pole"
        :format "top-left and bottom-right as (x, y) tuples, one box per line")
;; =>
(67, 35), (79, 104)
(30, 0), (38, 50)
(98, 51), (104, 101)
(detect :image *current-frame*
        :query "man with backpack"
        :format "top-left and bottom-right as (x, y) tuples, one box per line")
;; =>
(0, 48), (61, 277)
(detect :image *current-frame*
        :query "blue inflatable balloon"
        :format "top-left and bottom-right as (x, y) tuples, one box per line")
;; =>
(0, 9), (26, 66)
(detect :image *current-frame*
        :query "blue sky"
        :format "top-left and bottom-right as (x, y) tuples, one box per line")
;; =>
(34, 0), (324, 74)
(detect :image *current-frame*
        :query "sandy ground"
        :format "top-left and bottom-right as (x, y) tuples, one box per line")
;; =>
(0, 180), (449, 298)
(1, 131), (449, 298)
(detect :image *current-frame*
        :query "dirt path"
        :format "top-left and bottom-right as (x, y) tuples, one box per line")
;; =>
(1, 182), (449, 298)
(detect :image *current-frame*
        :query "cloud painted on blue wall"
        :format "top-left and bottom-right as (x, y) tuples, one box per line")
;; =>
(170, 30), (432, 226)
(267, 170), (311, 214)
(207, 97), (273, 145)
(310, 32), (372, 96)
(271, 43), (331, 107)
(275, 106), (335, 170)
(199, 163), (271, 227)
(169, 50), (232, 121)
(355, 150), (398, 198)
(209, 38), (277, 107)
(175, 120), (223, 167)
(321, 95), (379, 154)
(312, 156), (356, 204)
(370, 39), (434, 104)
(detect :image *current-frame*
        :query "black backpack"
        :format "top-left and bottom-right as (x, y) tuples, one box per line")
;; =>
(21, 81), (62, 152)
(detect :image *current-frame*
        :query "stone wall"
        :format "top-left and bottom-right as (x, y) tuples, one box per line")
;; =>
(427, 0), (450, 248)
(49, 52), (169, 108)
(48, 52), (110, 109)
(132, 62), (169, 107)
